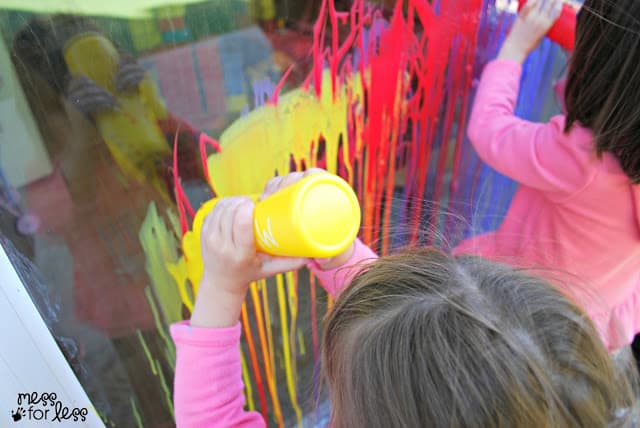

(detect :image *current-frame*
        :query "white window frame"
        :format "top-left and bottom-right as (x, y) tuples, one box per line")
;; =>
(0, 244), (104, 427)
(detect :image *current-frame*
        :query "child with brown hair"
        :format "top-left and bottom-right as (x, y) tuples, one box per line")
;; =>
(171, 170), (638, 427)
(457, 0), (640, 350)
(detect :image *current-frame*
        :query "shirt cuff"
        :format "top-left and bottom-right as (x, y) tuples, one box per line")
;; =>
(485, 59), (523, 75)
(308, 239), (377, 298)
(170, 320), (242, 348)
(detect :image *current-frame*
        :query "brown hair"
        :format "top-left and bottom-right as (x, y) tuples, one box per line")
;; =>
(564, 0), (640, 183)
(322, 248), (638, 427)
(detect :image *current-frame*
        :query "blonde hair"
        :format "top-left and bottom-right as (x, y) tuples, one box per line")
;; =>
(323, 248), (638, 427)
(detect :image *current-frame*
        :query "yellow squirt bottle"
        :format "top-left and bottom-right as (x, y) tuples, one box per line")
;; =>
(182, 173), (361, 288)
(63, 33), (172, 199)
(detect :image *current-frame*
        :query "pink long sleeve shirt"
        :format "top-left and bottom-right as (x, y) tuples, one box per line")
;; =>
(455, 59), (640, 349)
(171, 241), (377, 427)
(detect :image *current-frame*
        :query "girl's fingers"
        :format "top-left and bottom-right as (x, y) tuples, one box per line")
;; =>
(259, 255), (309, 277)
(203, 198), (227, 248)
(536, 0), (560, 19)
(232, 199), (256, 250)
(216, 199), (233, 240)
(260, 176), (284, 200)
(522, 0), (540, 16)
(116, 64), (146, 91)
(221, 198), (246, 248)
(278, 171), (304, 190)
(67, 77), (119, 113)
(303, 167), (327, 178)
(547, 0), (563, 19)
(261, 168), (328, 201)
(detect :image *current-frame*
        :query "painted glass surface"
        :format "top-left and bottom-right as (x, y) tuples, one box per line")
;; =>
(0, 0), (566, 426)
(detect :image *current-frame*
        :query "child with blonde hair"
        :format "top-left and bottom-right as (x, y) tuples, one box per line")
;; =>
(171, 170), (637, 427)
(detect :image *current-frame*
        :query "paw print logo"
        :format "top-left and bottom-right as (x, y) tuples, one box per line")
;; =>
(11, 407), (25, 422)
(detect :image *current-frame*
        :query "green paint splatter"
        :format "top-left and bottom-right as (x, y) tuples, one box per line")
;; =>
(130, 396), (144, 428)
(297, 329), (306, 357)
(139, 202), (183, 325)
(137, 330), (158, 375)
(167, 208), (182, 239)
(145, 286), (177, 365)
(155, 358), (175, 418)
(164, 347), (176, 371)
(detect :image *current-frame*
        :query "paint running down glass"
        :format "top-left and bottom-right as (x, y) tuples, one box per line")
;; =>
(0, 0), (565, 426)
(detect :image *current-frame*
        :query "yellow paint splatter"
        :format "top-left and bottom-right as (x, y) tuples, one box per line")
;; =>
(207, 70), (362, 196)
(285, 271), (299, 391)
(249, 281), (284, 426)
(240, 350), (256, 411)
(260, 280), (277, 377)
(139, 62), (366, 428)
(276, 274), (303, 427)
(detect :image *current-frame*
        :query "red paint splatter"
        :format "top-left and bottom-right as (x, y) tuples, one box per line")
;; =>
(270, 64), (295, 105)
(198, 132), (222, 188)
(304, 0), (484, 247)
(185, 0), (489, 422)
(173, 131), (190, 235)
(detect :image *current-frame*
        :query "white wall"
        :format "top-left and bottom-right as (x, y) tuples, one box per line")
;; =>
(0, 35), (52, 188)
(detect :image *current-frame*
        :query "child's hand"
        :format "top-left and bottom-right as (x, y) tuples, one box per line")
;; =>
(66, 75), (119, 114)
(191, 197), (307, 328)
(260, 169), (356, 271)
(115, 53), (147, 93)
(499, 0), (563, 63)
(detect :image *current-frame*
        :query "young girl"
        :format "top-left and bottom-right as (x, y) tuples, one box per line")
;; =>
(172, 170), (637, 427)
(455, 0), (640, 350)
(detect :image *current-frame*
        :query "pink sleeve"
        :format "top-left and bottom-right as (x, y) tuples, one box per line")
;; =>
(171, 321), (265, 428)
(308, 238), (378, 299)
(467, 59), (590, 195)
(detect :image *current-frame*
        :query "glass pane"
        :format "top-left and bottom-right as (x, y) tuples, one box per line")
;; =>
(0, 0), (565, 426)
